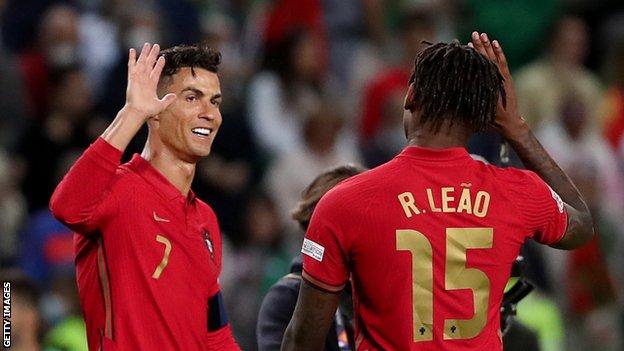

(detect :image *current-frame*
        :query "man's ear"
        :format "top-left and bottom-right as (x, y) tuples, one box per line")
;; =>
(146, 115), (160, 130)
(404, 83), (416, 111)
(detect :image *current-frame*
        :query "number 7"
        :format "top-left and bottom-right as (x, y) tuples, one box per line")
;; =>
(396, 228), (493, 342)
(152, 235), (172, 279)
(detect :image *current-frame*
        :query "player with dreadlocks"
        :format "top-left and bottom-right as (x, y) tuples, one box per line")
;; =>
(281, 33), (593, 350)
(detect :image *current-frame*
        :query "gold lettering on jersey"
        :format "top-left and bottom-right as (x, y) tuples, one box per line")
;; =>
(444, 228), (493, 340)
(398, 187), (491, 218)
(426, 189), (441, 212)
(473, 191), (490, 218)
(152, 235), (172, 279)
(398, 192), (421, 218)
(457, 187), (472, 214)
(441, 187), (455, 213)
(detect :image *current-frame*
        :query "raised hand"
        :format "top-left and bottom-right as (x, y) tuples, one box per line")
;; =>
(125, 43), (176, 120)
(469, 32), (528, 140)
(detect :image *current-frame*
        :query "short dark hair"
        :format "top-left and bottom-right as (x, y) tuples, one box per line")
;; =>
(159, 44), (221, 86)
(406, 40), (505, 132)
(291, 164), (367, 231)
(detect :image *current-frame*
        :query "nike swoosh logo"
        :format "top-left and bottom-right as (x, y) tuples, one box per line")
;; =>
(153, 212), (171, 223)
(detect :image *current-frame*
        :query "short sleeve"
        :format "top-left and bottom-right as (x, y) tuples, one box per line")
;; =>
(301, 191), (350, 292)
(507, 170), (568, 245)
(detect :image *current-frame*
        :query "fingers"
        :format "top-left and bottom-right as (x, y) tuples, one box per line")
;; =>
(492, 40), (511, 77)
(469, 32), (512, 77)
(146, 43), (160, 67)
(480, 33), (496, 61)
(131, 42), (164, 77)
(471, 31), (488, 57)
(128, 48), (136, 67)
(150, 55), (166, 81)
(137, 43), (151, 64)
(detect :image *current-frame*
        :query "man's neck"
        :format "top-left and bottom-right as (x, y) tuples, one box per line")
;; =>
(406, 127), (470, 150)
(141, 143), (196, 197)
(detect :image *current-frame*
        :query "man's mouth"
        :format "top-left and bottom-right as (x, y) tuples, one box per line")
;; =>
(191, 127), (213, 137)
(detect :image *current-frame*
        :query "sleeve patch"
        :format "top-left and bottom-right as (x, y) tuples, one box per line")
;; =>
(548, 186), (565, 213)
(301, 238), (325, 262)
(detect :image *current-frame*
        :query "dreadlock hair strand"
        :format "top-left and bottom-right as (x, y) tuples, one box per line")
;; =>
(408, 40), (505, 133)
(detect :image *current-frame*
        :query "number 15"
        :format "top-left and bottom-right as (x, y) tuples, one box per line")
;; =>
(396, 228), (493, 341)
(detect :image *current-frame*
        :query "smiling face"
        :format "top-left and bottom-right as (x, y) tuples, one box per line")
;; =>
(151, 67), (222, 162)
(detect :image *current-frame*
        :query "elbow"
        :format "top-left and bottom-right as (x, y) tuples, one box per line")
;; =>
(49, 189), (66, 220)
(49, 188), (86, 226)
(579, 210), (595, 245)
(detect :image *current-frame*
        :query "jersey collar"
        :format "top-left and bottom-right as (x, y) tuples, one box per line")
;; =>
(398, 145), (471, 162)
(128, 154), (196, 203)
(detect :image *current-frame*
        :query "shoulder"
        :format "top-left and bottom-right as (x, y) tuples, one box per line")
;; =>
(106, 162), (146, 196)
(317, 167), (385, 209)
(195, 198), (219, 222)
(481, 164), (542, 186)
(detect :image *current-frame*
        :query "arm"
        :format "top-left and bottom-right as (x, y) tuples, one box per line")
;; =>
(281, 280), (341, 351)
(49, 43), (176, 232)
(470, 32), (594, 250)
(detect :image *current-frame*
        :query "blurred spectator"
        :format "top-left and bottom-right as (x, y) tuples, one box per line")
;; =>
(16, 4), (83, 119)
(98, 2), (163, 120)
(193, 108), (262, 245)
(265, 104), (361, 251)
(0, 0), (29, 149)
(221, 192), (290, 351)
(248, 29), (325, 158)
(602, 43), (624, 166)
(18, 65), (102, 211)
(0, 269), (45, 351)
(0, 149), (26, 266)
(537, 94), (624, 229)
(563, 162), (621, 351)
(19, 150), (80, 285)
(42, 273), (88, 351)
(358, 9), (436, 167)
(515, 15), (604, 131)
(77, 1), (120, 101)
(536, 94), (624, 350)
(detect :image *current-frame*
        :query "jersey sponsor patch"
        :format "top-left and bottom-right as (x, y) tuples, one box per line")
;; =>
(548, 186), (565, 213)
(302, 238), (325, 262)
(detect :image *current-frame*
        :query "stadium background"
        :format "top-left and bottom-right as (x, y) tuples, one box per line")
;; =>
(1, 0), (624, 350)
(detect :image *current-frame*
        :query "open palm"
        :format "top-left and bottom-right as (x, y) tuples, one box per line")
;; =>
(125, 43), (176, 119)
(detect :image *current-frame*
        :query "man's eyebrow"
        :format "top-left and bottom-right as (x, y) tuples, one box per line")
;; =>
(180, 87), (204, 95)
(211, 93), (222, 100)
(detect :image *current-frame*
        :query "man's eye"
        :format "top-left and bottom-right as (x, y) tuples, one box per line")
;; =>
(186, 95), (197, 102)
(213, 100), (221, 107)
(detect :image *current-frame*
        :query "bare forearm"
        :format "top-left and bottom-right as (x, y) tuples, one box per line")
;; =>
(281, 310), (331, 351)
(506, 126), (594, 248)
(507, 127), (585, 210)
(100, 106), (147, 152)
(281, 281), (340, 351)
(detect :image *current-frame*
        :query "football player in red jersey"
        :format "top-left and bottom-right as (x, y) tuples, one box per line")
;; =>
(281, 33), (594, 351)
(50, 43), (240, 350)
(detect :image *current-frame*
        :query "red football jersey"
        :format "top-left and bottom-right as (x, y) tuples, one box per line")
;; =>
(302, 146), (567, 350)
(50, 138), (239, 350)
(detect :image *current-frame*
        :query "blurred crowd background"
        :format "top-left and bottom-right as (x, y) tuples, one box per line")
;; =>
(1, 0), (624, 350)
